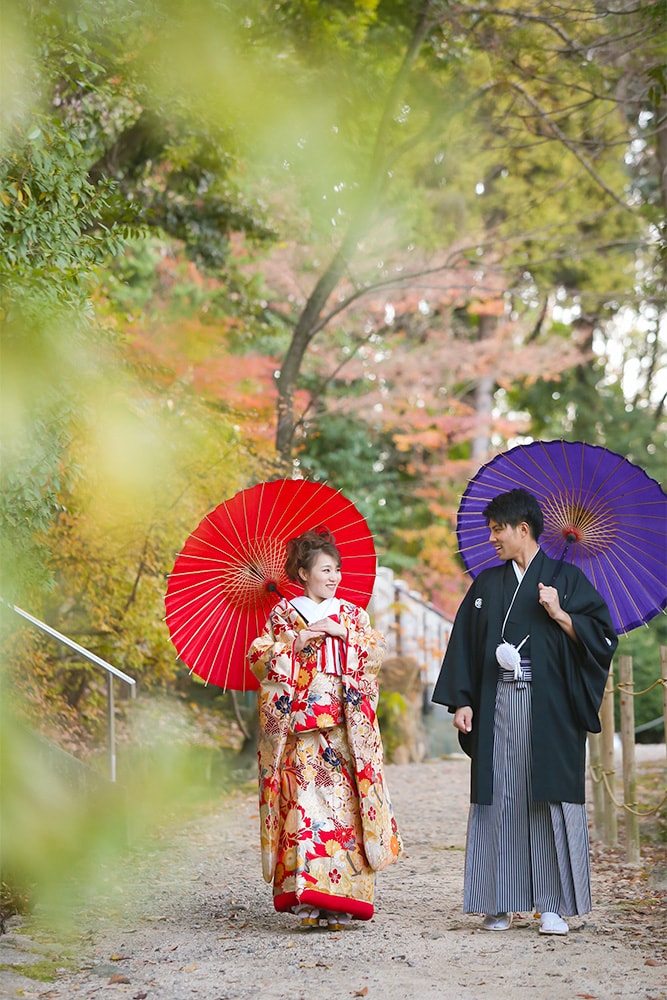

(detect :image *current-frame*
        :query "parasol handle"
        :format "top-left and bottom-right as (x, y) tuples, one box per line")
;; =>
(550, 531), (579, 584)
(266, 581), (309, 624)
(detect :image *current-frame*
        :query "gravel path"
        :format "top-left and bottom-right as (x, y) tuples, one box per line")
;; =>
(1, 756), (666, 1000)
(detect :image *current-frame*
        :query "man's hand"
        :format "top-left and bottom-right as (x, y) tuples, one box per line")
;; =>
(538, 582), (576, 641)
(537, 582), (562, 618)
(454, 705), (473, 734)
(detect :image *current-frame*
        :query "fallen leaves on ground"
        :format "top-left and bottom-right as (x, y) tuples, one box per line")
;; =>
(589, 835), (667, 963)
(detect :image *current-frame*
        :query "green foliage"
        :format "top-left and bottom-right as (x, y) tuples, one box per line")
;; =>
(0, 4), (268, 740)
(377, 689), (407, 762)
(91, 110), (276, 269)
(0, 116), (134, 308)
(0, 686), (245, 927)
(505, 357), (666, 484)
(0, 110), (137, 600)
(616, 615), (667, 735)
(296, 411), (430, 562)
(0, 962), (61, 983)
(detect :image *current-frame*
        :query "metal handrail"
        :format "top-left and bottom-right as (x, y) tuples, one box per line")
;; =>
(634, 715), (665, 734)
(3, 601), (136, 782)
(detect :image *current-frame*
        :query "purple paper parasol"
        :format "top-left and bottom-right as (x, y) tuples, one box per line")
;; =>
(457, 440), (667, 634)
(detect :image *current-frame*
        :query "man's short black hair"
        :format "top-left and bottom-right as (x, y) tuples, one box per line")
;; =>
(483, 488), (544, 541)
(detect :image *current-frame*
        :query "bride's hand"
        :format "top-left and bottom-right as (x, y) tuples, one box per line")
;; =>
(308, 617), (347, 639)
(293, 627), (322, 653)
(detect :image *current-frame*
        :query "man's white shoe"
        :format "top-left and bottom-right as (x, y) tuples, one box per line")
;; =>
(482, 912), (513, 931)
(539, 912), (569, 935)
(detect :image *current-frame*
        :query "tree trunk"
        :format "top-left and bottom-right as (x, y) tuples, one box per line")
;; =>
(274, 2), (435, 463)
(470, 313), (498, 462)
(275, 242), (358, 460)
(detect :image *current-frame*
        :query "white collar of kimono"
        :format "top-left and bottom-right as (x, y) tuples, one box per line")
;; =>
(290, 595), (343, 675)
(511, 545), (540, 583)
(291, 594), (341, 623)
(500, 546), (541, 657)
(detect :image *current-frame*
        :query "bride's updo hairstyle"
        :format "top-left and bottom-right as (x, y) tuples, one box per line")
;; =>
(285, 528), (341, 583)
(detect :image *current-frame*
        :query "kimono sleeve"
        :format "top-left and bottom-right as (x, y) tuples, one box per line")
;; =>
(431, 583), (481, 713)
(247, 606), (296, 883)
(344, 606), (387, 678)
(247, 608), (294, 685)
(560, 569), (618, 733)
(340, 606), (402, 871)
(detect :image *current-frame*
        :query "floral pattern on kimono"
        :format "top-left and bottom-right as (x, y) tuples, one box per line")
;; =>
(247, 599), (402, 918)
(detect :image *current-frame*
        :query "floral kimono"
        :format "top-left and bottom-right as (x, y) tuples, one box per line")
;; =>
(247, 597), (402, 920)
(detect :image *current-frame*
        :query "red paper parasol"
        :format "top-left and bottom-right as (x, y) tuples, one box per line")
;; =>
(165, 479), (377, 691)
(456, 440), (667, 634)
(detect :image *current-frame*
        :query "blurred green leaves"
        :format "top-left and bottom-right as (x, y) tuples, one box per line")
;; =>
(0, 118), (132, 296)
(0, 110), (135, 599)
(0, 685), (243, 927)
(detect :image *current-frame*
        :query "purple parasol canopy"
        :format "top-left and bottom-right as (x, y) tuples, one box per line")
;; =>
(457, 440), (667, 634)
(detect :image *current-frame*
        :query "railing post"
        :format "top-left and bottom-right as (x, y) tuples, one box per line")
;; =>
(600, 668), (618, 847)
(588, 732), (605, 840)
(3, 602), (135, 782)
(618, 655), (640, 863)
(107, 672), (117, 783)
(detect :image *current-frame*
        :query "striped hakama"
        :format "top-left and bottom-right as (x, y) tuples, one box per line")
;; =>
(464, 661), (592, 917)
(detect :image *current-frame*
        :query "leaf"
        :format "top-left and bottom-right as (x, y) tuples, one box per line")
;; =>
(108, 973), (131, 984)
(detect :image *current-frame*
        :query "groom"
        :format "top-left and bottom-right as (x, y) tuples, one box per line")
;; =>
(432, 488), (617, 934)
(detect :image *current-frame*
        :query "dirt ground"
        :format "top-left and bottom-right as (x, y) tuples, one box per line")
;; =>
(1, 752), (666, 1000)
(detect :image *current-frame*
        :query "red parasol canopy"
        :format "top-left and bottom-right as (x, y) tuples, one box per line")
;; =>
(165, 479), (377, 691)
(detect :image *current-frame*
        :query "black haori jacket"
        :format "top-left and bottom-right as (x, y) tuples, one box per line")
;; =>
(432, 549), (618, 805)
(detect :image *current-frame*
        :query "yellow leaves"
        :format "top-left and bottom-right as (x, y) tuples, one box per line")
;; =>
(4, 182), (31, 205)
